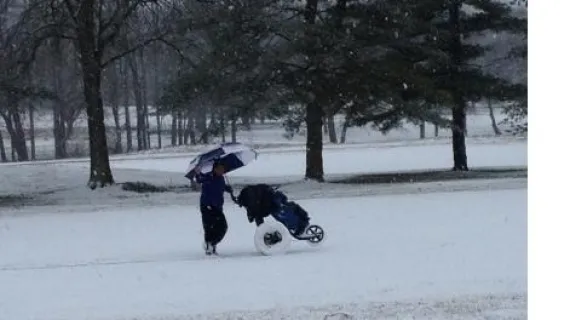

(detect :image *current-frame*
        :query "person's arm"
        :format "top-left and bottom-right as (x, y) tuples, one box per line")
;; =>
(194, 170), (212, 184)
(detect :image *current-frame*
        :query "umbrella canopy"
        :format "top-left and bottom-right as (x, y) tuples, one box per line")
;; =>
(184, 142), (258, 180)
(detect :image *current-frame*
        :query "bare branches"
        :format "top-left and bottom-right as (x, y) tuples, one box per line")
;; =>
(100, 33), (158, 68)
(61, 0), (79, 26)
(154, 37), (200, 68)
(98, 0), (155, 50)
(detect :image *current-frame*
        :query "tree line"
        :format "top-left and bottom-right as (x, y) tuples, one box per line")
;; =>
(0, 0), (527, 187)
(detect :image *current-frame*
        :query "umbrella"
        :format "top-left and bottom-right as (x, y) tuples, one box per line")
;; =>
(184, 142), (258, 180)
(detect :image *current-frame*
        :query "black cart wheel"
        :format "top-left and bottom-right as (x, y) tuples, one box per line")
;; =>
(305, 225), (325, 245)
(263, 231), (283, 246)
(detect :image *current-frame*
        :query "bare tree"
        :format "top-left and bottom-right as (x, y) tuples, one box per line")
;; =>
(487, 97), (502, 136)
(20, 0), (173, 187)
(120, 57), (133, 152)
(39, 38), (85, 159)
(128, 52), (148, 151)
(102, 61), (124, 154)
(1, 0), (28, 161)
(0, 128), (6, 161)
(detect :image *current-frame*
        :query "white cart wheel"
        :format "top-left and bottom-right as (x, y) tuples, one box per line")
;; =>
(254, 222), (292, 256)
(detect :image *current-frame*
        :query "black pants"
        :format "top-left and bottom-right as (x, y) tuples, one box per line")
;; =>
(200, 205), (228, 246)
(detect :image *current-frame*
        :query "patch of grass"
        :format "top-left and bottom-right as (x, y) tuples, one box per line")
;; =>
(120, 181), (257, 194)
(331, 167), (527, 185)
(0, 194), (33, 207)
(120, 181), (169, 193)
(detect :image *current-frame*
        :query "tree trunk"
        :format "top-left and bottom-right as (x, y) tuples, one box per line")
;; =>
(188, 113), (196, 145)
(11, 142), (15, 160)
(28, 104), (36, 160)
(451, 103), (468, 171)
(449, 0), (468, 171)
(197, 110), (208, 143)
(434, 125), (439, 137)
(51, 38), (67, 159)
(124, 105), (132, 152)
(326, 113), (337, 143)
(111, 103), (122, 154)
(47, 39), (81, 160)
(2, 111), (17, 161)
(340, 122), (349, 144)
(109, 63), (123, 154)
(242, 113), (252, 131)
(487, 97), (501, 135)
(304, 0), (324, 181)
(143, 99), (150, 149)
(0, 129), (6, 162)
(77, 24), (114, 187)
(12, 111), (28, 161)
(82, 67), (114, 186)
(52, 102), (76, 160)
(231, 116), (237, 143)
(209, 111), (217, 141)
(183, 114), (189, 145)
(128, 56), (146, 151)
(152, 43), (162, 149)
(326, 0), (344, 147)
(170, 113), (177, 146)
(121, 60), (133, 153)
(220, 112), (226, 143)
(420, 121), (426, 139)
(2, 107), (29, 162)
(53, 102), (66, 159)
(340, 113), (351, 144)
(156, 111), (162, 148)
(139, 50), (151, 150)
(177, 111), (184, 145)
(305, 101), (324, 181)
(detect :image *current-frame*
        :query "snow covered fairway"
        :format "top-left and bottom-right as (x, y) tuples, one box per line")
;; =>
(109, 139), (527, 180)
(0, 188), (527, 320)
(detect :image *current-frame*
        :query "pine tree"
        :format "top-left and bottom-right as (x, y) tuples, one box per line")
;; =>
(335, 0), (525, 169)
(416, 0), (526, 170)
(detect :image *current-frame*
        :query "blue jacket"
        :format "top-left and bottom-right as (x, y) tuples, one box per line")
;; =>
(195, 172), (232, 209)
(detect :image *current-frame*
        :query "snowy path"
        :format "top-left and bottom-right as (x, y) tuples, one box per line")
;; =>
(0, 188), (527, 320)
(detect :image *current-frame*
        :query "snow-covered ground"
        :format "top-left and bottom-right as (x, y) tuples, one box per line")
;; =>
(0, 189), (526, 320)
(111, 137), (527, 180)
(0, 137), (527, 207)
(0, 136), (527, 319)
(1, 108), (517, 161)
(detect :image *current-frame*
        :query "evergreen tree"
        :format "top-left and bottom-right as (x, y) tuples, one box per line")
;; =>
(428, 0), (525, 170)
(335, 0), (525, 169)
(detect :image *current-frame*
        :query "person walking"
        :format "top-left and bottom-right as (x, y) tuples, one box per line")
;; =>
(194, 161), (233, 255)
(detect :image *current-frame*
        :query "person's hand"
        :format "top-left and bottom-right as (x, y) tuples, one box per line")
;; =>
(231, 194), (239, 205)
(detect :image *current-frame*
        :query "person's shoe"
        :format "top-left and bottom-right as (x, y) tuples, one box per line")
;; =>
(203, 242), (214, 255)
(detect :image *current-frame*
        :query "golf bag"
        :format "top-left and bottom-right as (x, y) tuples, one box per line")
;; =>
(233, 184), (325, 255)
(272, 196), (311, 236)
(235, 184), (310, 235)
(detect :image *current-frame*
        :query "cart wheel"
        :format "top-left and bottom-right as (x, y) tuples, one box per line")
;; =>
(254, 222), (292, 255)
(305, 225), (325, 246)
